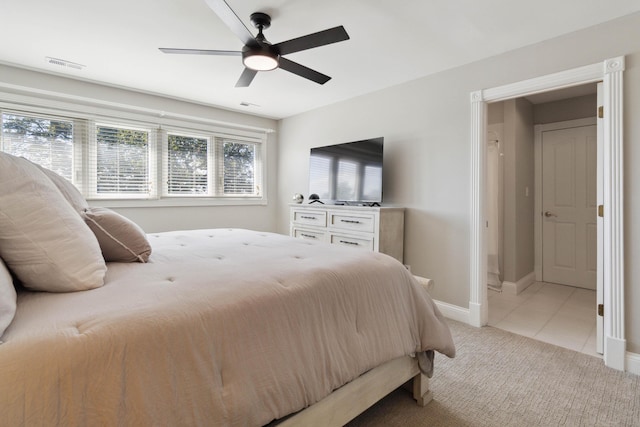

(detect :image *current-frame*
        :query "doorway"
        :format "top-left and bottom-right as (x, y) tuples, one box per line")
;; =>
(485, 92), (599, 356)
(469, 57), (626, 371)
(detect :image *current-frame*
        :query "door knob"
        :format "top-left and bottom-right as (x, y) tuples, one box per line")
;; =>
(544, 211), (557, 218)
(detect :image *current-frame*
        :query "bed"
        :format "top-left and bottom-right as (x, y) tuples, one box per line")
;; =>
(0, 152), (455, 426)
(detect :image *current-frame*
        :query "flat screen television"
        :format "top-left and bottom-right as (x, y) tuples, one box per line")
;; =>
(308, 137), (383, 205)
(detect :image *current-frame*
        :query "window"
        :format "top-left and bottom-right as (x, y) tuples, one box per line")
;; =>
(166, 133), (209, 195)
(164, 133), (261, 197)
(1, 112), (74, 180)
(95, 124), (150, 196)
(221, 139), (258, 195)
(0, 108), (266, 205)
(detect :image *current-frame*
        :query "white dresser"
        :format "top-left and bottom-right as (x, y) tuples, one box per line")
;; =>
(289, 204), (405, 263)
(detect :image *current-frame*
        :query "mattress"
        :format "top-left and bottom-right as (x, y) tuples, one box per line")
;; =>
(0, 228), (455, 426)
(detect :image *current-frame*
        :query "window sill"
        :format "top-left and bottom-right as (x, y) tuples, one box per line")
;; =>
(88, 197), (267, 209)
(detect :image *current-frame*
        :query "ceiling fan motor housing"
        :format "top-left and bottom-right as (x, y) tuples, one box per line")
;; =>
(243, 12), (280, 71)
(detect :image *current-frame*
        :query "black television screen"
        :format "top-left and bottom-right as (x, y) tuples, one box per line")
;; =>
(308, 137), (383, 204)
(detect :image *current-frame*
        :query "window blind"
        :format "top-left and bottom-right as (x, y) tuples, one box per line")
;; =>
(0, 104), (266, 203)
(1, 112), (75, 181)
(218, 138), (258, 195)
(90, 123), (151, 197)
(166, 133), (209, 195)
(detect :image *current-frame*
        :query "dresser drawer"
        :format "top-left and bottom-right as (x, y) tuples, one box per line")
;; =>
(330, 233), (374, 251)
(329, 212), (375, 233)
(293, 228), (326, 241)
(289, 204), (404, 263)
(291, 210), (327, 227)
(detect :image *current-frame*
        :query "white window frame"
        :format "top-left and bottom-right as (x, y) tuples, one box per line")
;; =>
(162, 128), (212, 198)
(88, 120), (156, 200)
(215, 136), (263, 198)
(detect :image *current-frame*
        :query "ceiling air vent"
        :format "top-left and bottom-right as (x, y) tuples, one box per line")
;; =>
(45, 56), (85, 70)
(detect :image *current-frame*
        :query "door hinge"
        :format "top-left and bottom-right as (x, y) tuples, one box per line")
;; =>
(598, 304), (604, 317)
(598, 106), (604, 118)
(598, 205), (604, 217)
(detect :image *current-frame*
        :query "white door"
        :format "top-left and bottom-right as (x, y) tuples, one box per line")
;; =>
(541, 124), (597, 289)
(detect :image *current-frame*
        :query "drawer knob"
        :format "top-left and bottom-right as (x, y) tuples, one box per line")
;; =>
(301, 233), (317, 239)
(300, 215), (317, 220)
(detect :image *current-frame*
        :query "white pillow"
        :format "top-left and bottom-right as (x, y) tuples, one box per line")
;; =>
(36, 164), (89, 213)
(0, 152), (107, 292)
(83, 207), (152, 263)
(0, 258), (17, 341)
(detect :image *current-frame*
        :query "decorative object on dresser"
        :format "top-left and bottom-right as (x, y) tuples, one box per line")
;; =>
(308, 193), (323, 204)
(290, 203), (405, 263)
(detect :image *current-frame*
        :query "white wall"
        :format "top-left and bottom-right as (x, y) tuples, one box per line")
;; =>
(276, 12), (640, 353)
(533, 94), (597, 124)
(0, 64), (279, 233)
(277, 74), (473, 308)
(104, 204), (275, 234)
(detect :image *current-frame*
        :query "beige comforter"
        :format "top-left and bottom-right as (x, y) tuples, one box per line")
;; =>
(1, 229), (455, 426)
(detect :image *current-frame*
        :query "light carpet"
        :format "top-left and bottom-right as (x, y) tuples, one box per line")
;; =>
(347, 320), (640, 426)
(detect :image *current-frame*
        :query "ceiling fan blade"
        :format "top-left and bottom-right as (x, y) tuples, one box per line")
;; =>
(274, 26), (349, 56)
(278, 57), (331, 85)
(204, 0), (256, 46)
(159, 48), (242, 56)
(235, 68), (258, 87)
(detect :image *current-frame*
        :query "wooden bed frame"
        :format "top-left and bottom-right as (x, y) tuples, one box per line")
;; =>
(276, 355), (431, 426)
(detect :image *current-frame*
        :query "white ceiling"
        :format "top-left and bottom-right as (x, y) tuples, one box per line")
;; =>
(2, 0), (639, 119)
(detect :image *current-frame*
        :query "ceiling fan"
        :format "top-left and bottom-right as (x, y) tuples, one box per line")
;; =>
(159, 0), (350, 88)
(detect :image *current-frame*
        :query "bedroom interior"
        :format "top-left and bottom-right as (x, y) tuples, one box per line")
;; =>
(2, 0), (640, 425)
(0, 150), (455, 424)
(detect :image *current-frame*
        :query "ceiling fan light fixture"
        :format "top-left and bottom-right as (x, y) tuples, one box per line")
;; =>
(243, 49), (279, 71)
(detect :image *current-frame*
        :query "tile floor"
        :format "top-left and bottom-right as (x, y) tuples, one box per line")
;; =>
(487, 281), (600, 357)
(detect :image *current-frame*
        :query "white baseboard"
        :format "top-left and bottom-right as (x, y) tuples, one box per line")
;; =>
(502, 271), (536, 295)
(626, 352), (640, 376)
(433, 300), (470, 324)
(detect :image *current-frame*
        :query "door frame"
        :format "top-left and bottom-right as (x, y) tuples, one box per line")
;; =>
(533, 117), (597, 284)
(469, 57), (625, 370)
